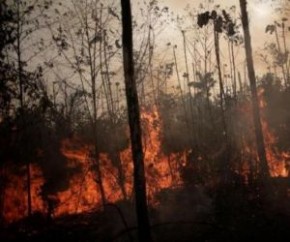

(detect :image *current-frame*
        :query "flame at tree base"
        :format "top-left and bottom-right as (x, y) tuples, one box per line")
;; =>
(240, 88), (290, 179)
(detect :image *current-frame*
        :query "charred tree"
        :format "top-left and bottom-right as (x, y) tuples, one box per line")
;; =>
(182, 30), (196, 147)
(239, 0), (270, 179)
(120, 0), (152, 241)
(15, 0), (32, 217)
(197, 10), (228, 143)
(85, 6), (106, 206)
(231, 41), (238, 100)
(82, 2), (107, 206)
(213, 29), (227, 139)
(197, 9), (242, 181)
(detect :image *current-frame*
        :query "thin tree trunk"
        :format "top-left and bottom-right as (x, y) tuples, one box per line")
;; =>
(182, 30), (195, 146)
(239, 0), (269, 179)
(85, 6), (106, 206)
(282, 22), (289, 85)
(213, 30), (227, 138)
(116, 83), (120, 112)
(173, 47), (190, 135)
(274, 26), (287, 86)
(92, 82), (106, 206)
(110, 152), (127, 200)
(228, 40), (234, 94)
(238, 71), (243, 93)
(149, 61), (157, 105)
(203, 28), (208, 74)
(214, 27), (231, 181)
(103, 30), (115, 117)
(98, 8), (112, 118)
(103, 30), (127, 198)
(231, 41), (237, 100)
(120, 1), (152, 241)
(16, 1), (32, 217)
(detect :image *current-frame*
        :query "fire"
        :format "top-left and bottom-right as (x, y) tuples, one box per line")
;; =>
(3, 91), (287, 224)
(2, 106), (184, 223)
(240, 88), (290, 178)
(54, 141), (100, 216)
(261, 120), (289, 177)
(3, 165), (45, 222)
(259, 88), (289, 177)
(140, 107), (184, 201)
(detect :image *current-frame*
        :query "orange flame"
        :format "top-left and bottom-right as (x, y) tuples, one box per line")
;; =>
(240, 88), (289, 178)
(3, 165), (45, 222)
(259, 88), (289, 177)
(2, 106), (185, 222)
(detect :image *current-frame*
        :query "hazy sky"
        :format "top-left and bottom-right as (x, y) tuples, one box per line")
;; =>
(37, 0), (289, 96)
(158, 0), (284, 49)
(131, 0), (288, 75)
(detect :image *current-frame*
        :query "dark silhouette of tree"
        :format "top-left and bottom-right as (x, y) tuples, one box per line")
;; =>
(0, 0), (16, 117)
(265, 18), (289, 86)
(120, 0), (152, 241)
(0, 2), (15, 216)
(46, 1), (125, 205)
(197, 8), (238, 181)
(0, 0), (54, 218)
(239, 0), (269, 179)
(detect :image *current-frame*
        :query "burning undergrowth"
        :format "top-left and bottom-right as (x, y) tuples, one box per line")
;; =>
(236, 88), (290, 179)
(1, 106), (186, 223)
(1, 91), (290, 226)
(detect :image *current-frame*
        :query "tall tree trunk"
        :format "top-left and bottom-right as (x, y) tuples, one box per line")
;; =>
(214, 28), (231, 181)
(231, 41), (237, 100)
(103, 29), (127, 199)
(84, 5), (106, 206)
(120, 1), (152, 241)
(182, 30), (196, 147)
(282, 21), (289, 85)
(214, 30), (227, 137)
(110, 152), (127, 200)
(239, 0), (269, 179)
(173, 47), (191, 139)
(103, 30), (115, 117)
(274, 24), (287, 86)
(238, 71), (243, 93)
(16, 0), (32, 217)
(228, 40), (234, 93)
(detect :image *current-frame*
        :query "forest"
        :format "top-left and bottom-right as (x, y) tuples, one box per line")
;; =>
(1, 0), (290, 241)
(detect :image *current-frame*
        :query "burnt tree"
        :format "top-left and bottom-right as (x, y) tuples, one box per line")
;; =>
(120, 0), (152, 241)
(240, 0), (270, 179)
